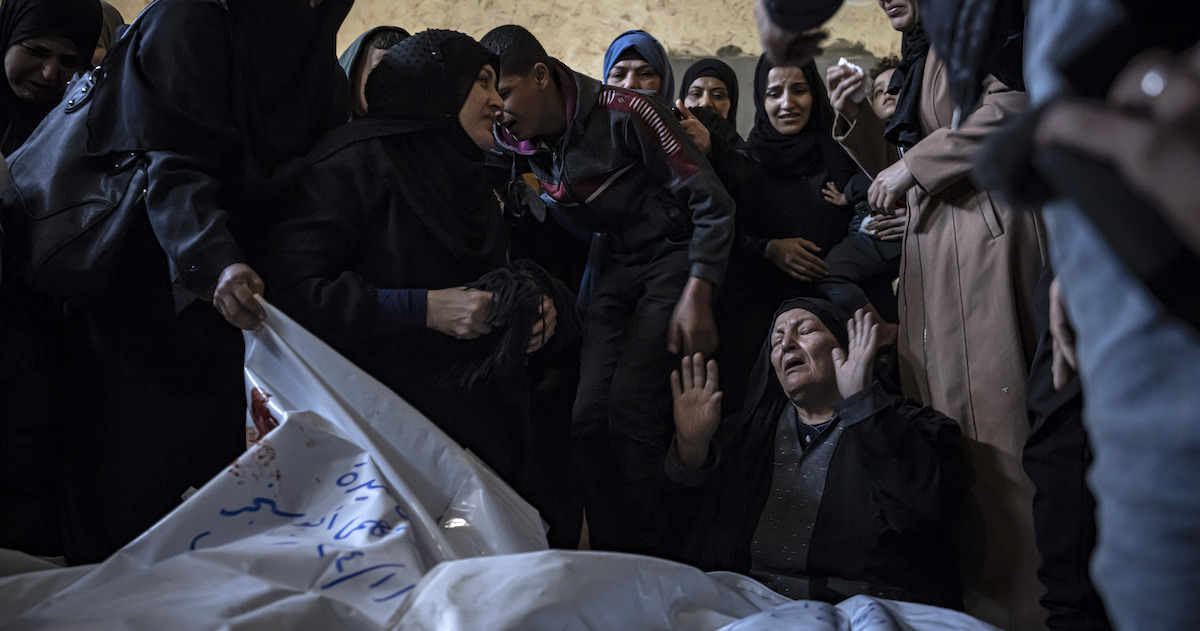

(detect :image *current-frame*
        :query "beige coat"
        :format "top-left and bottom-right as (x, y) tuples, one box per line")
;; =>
(836, 49), (1048, 631)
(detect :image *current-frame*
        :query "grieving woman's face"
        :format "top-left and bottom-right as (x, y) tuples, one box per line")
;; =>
(769, 308), (839, 401)
(606, 58), (661, 94)
(684, 76), (731, 119)
(4, 36), (86, 104)
(458, 65), (503, 150)
(764, 66), (812, 135)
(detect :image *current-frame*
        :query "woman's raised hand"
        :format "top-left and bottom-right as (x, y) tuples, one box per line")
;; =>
(671, 352), (722, 467)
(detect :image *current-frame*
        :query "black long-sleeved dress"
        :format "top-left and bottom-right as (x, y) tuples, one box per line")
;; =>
(669, 380), (966, 609)
(254, 107), (585, 520)
(48, 0), (350, 564)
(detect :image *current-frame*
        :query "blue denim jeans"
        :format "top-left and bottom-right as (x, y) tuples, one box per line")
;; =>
(1029, 1), (1200, 627)
(1042, 205), (1200, 630)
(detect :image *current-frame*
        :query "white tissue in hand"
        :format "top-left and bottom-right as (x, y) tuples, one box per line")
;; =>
(838, 57), (867, 104)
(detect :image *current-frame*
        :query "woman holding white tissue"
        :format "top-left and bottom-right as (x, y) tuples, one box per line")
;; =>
(827, 1), (1048, 627)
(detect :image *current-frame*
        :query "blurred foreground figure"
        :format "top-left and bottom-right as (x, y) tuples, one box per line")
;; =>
(981, 0), (1200, 628)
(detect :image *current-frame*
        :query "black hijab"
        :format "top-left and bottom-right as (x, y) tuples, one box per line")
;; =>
(364, 29), (497, 125)
(314, 29), (508, 285)
(0, 0), (100, 154)
(86, 0), (351, 172)
(679, 58), (739, 129)
(748, 56), (852, 180)
(747, 298), (851, 413)
(683, 297), (849, 571)
(882, 24), (931, 150)
(744, 56), (857, 256)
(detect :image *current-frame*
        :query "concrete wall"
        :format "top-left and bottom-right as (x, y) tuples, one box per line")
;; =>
(108, 0), (900, 126)
(107, 0), (899, 69)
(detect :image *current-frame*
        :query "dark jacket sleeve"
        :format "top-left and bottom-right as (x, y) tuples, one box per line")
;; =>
(135, 2), (244, 301)
(834, 381), (966, 534)
(258, 147), (420, 349)
(665, 435), (720, 487)
(616, 96), (735, 288)
(691, 108), (769, 265)
(144, 151), (244, 300)
(694, 108), (757, 201)
(843, 171), (873, 209)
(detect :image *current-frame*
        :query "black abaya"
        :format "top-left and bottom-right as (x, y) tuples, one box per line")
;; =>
(53, 0), (351, 564)
(260, 31), (577, 542)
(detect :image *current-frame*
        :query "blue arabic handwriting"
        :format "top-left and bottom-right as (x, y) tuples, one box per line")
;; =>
(320, 563), (407, 590)
(220, 497), (305, 519)
(335, 517), (393, 540)
(188, 459), (411, 560)
(335, 551), (365, 573)
(190, 531), (211, 551)
(373, 585), (415, 603)
(319, 562), (415, 603)
(298, 516), (326, 528)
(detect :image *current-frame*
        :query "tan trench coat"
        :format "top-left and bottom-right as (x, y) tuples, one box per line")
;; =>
(835, 48), (1048, 631)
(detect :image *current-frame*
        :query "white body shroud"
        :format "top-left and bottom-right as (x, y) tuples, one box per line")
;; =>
(0, 300), (996, 631)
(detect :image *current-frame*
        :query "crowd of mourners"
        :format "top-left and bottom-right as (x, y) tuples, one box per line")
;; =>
(0, 0), (1197, 630)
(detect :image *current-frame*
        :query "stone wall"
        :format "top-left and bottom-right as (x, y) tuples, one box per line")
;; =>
(106, 0), (900, 80)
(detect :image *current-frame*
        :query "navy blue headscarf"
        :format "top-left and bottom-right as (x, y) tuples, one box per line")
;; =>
(602, 29), (674, 102)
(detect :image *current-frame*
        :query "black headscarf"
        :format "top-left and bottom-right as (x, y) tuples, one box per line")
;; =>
(748, 56), (852, 179)
(86, 0), (351, 171)
(365, 29), (497, 124)
(314, 29), (508, 285)
(0, 0), (100, 154)
(773, 297), (849, 349)
(98, 1), (124, 50)
(748, 297), (851, 410)
(683, 297), (849, 571)
(743, 56), (858, 265)
(679, 58), (739, 129)
(882, 24), (931, 150)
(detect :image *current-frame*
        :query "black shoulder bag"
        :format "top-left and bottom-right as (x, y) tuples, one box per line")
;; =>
(1, 67), (149, 304)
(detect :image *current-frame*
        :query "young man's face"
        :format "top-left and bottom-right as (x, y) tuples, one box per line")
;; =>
(496, 68), (546, 141)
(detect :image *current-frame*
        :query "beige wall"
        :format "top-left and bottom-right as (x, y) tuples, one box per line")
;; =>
(108, 0), (899, 78)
